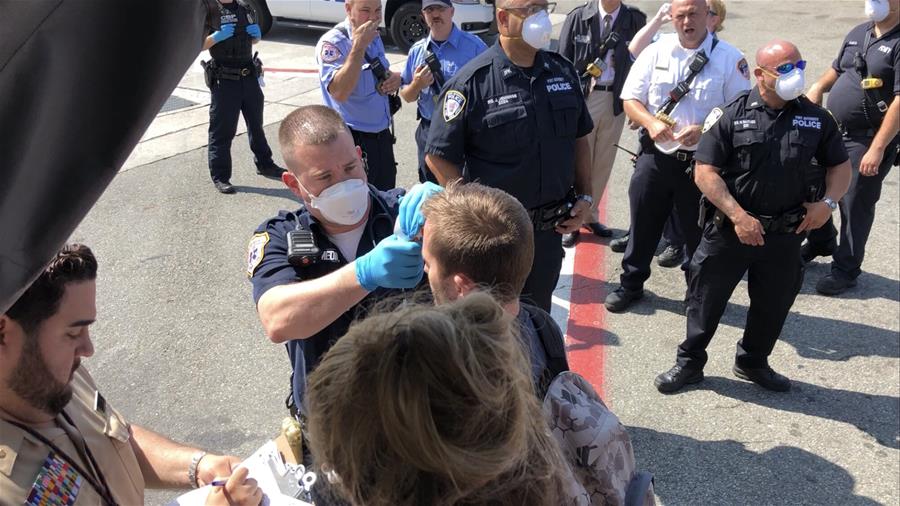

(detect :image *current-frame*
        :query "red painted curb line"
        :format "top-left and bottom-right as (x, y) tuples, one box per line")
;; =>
(565, 194), (609, 400)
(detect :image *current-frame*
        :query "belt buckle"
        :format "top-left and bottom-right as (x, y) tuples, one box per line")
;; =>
(675, 151), (689, 162)
(240, 68), (251, 77)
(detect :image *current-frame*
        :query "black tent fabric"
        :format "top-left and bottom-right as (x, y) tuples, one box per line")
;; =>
(0, 1), (207, 312)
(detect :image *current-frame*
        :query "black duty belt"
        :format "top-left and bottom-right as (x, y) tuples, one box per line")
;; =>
(350, 127), (392, 139)
(842, 127), (876, 138)
(749, 208), (806, 234)
(215, 65), (254, 79)
(593, 84), (615, 92)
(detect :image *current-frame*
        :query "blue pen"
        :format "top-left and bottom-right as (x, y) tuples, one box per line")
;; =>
(210, 479), (228, 487)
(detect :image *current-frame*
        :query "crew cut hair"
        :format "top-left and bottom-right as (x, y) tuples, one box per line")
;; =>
(278, 105), (351, 153)
(421, 182), (534, 304)
(6, 244), (97, 335)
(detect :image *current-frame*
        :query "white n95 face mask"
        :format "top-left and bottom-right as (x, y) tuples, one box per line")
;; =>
(775, 68), (806, 101)
(302, 178), (370, 225)
(521, 10), (553, 50)
(865, 0), (890, 22)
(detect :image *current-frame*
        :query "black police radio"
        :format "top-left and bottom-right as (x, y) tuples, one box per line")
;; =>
(423, 51), (446, 89)
(287, 228), (321, 267)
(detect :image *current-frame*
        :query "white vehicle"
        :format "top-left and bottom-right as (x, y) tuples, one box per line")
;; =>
(245, 0), (496, 52)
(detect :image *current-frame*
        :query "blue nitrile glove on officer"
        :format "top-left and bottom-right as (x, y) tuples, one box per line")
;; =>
(246, 23), (262, 39)
(355, 234), (424, 291)
(397, 182), (444, 239)
(211, 23), (235, 44)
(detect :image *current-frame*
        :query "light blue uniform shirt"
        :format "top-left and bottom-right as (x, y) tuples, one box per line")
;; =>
(401, 24), (487, 121)
(316, 20), (392, 133)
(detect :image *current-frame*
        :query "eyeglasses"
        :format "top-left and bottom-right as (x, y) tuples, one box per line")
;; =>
(770, 60), (807, 75)
(502, 2), (556, 17)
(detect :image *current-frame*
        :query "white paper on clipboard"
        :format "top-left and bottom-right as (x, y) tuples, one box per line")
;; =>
(167, 441), (314, 506)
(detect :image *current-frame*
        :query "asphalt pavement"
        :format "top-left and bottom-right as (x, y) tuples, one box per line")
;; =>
(70, 2), (898, 504)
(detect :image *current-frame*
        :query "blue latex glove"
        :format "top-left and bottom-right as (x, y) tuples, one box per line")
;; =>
(355, 235), (424, 292)
(211, 23), (235, 44)
(246, 23), (262, 39)
(396, 182), (443, 239)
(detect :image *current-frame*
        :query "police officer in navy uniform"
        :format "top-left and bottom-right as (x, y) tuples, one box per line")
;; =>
(425, 0), (595, 313)
(203, 0), (285, 194)
(316, 0), (402, 191)
(655, 39), (852, 394)
(399, 0), (488, 183)
(604, 0), (749, 313)
(247, 106), (424, 425)
(802, 0), (899, 295)
(558, 0), (647, 245)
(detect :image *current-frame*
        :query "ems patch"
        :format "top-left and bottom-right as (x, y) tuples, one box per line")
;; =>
(702, 107), (724, 133)
(443, 90), (466, 122)
(737, 58), (749, 80)
(26, 453), (82, 506)
(320, 42), (342, 64)
(247, 232), (270, 277)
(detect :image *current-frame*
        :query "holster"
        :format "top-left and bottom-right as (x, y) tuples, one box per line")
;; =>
(528, 189), (577, 231)
(804, 162), (827, 202)
(253, 53), (263, 78)
(200, 59), (216, 89)
(697, 195), (715, 228)
(389, 94), (402, 116)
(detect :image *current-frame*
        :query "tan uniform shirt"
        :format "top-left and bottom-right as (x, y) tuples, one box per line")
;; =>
(0, 366), (145, 505)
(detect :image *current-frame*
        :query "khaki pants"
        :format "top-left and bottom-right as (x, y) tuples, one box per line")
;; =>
(585, 89), (627, 222)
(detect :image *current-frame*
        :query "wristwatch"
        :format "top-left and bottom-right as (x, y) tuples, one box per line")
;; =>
(822, 197), (838, 211)
(577, 194), (594, 206)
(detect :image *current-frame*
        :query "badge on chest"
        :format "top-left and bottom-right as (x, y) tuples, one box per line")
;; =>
(26, 453), (83, 506)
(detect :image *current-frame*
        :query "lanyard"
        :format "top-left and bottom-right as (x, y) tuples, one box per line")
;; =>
(3, 413), (118, 506)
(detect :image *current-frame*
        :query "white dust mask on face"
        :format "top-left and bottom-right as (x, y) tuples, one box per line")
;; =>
(865, 0), (890, 22)
(521, 10), (553, 50)
(775, 68), (805, 101)
(301, 178), (370, 225)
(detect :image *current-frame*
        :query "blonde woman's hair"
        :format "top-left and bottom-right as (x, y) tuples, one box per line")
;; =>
(707, 0), (726, 32)
(306, 292), (567, 505)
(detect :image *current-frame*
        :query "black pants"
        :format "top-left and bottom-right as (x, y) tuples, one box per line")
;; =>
(521, 228), (564, 313)
(807, 135), (898, 280)
(208, 73), (274, 182)
(414, 119), (438, 184)
(678, 221), (805, 370)
(663, 210), (685, 249)
(351, 128), (397, 191)
(620, 143), (702, 291)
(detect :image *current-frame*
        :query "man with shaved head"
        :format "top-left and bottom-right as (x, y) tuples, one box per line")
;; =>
(605, 0), (750, 313)
(655, 39), (852, 393)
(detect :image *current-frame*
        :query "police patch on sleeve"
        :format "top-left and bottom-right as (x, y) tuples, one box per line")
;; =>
(702, 107), (724, 133)
(247, 232), (269, 277)
(737, 58), (749, 80)
(443, 90), (466, 122)
(320, 42), (342, 64)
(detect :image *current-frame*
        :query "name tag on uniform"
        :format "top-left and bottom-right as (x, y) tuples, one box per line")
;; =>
(733, 119), (757, 131)
(575, 34), (591, 43)
(26, 454), (83, 506)
(487, 93), (522, 108)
